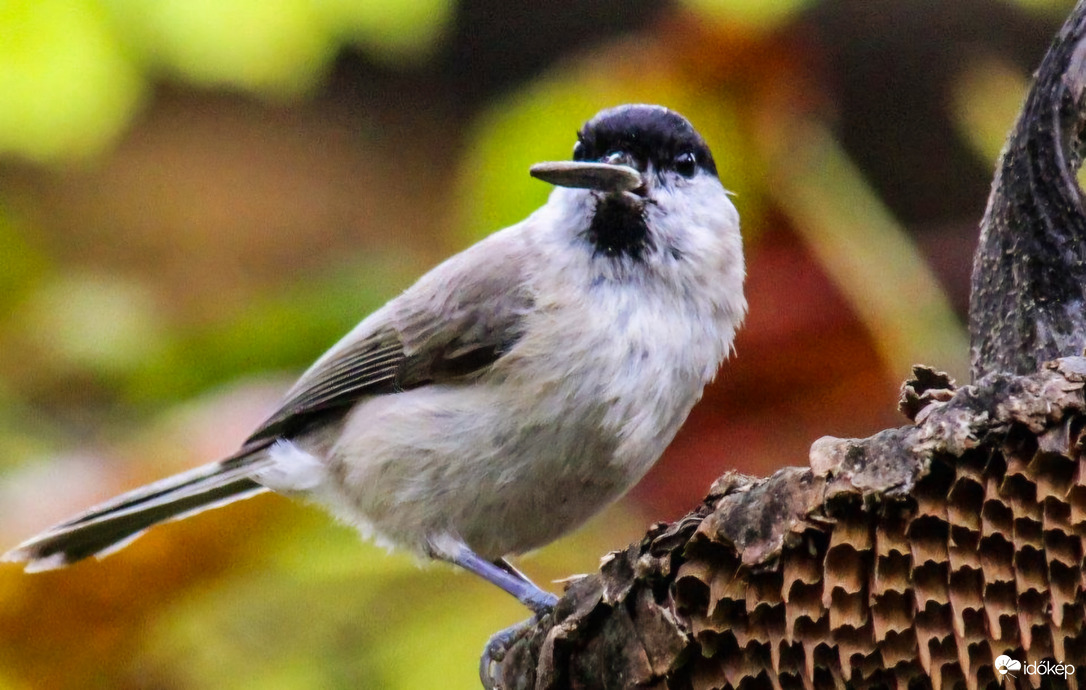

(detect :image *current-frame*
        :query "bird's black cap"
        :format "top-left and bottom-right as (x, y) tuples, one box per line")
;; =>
(573, 105), (717, 178)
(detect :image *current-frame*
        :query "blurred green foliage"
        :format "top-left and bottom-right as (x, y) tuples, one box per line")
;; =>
(127, 254), (416, 406)
(0, 0), (452, 162)
(105, 0), (451, 93)
(679, 0), (816, 28)
(21, 273), (167, 377)
(109, 0), (340, 94)
(0, 0), (143, 161)
(0, 209), (49, 310)
(134, 503), (640, 690)
(952, 55), (1030, 166)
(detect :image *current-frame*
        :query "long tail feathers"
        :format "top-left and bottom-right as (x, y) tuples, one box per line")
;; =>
(2, 443), (274, 573)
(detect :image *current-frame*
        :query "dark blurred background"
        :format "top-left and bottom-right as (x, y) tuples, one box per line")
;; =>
(0, 0), (1073, 687)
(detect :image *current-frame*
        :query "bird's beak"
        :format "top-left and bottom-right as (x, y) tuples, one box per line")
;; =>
(529, 161), (643, 194)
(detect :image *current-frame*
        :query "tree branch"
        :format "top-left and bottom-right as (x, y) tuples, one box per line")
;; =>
(969, 0), (1086, 380)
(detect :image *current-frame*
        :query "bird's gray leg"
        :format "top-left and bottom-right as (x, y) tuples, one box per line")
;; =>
(492, 557), (540, 587)
(425, 535), (558, 614)
(426, 537), (557, 689)
(484, 556), (557, 688)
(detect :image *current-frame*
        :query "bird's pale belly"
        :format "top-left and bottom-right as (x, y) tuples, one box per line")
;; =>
(320, 376), (677, 560)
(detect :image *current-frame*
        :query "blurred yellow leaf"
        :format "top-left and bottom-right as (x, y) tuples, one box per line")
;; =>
(0, 0), (144, 161)
(105, 0), (333, 96)
(315, 0), (452, 63)
(679, 0), (814, 29)
(951, 56), (1029, 166)
(997, 0), (1077, 15)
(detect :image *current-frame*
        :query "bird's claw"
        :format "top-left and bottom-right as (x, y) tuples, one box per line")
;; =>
(480, 615), (545, 690)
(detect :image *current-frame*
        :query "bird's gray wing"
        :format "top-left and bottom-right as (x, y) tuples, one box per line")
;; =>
(247, 232), (535, 442)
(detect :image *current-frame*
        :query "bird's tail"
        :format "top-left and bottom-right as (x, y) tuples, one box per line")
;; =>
(2, 442), (274, 573)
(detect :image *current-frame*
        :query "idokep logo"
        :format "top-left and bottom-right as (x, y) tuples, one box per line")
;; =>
(995, 655), (1021, 677)
(995, 654), (1075, 680)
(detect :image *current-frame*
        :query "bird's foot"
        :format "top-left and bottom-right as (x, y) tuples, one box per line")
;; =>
(480, 614), (545, 690)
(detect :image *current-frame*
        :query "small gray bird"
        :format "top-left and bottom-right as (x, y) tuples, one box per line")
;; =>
(4, 104), (746, 619)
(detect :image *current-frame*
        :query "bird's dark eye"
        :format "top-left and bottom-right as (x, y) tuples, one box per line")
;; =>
(572, 141), (585, 161)
(675, 151), (697, 177)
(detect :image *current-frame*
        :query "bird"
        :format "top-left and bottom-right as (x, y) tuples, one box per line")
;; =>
(4, 104), (746, 620)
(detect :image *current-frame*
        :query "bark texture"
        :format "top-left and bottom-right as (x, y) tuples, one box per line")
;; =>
(969, 0), (1086, 380)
